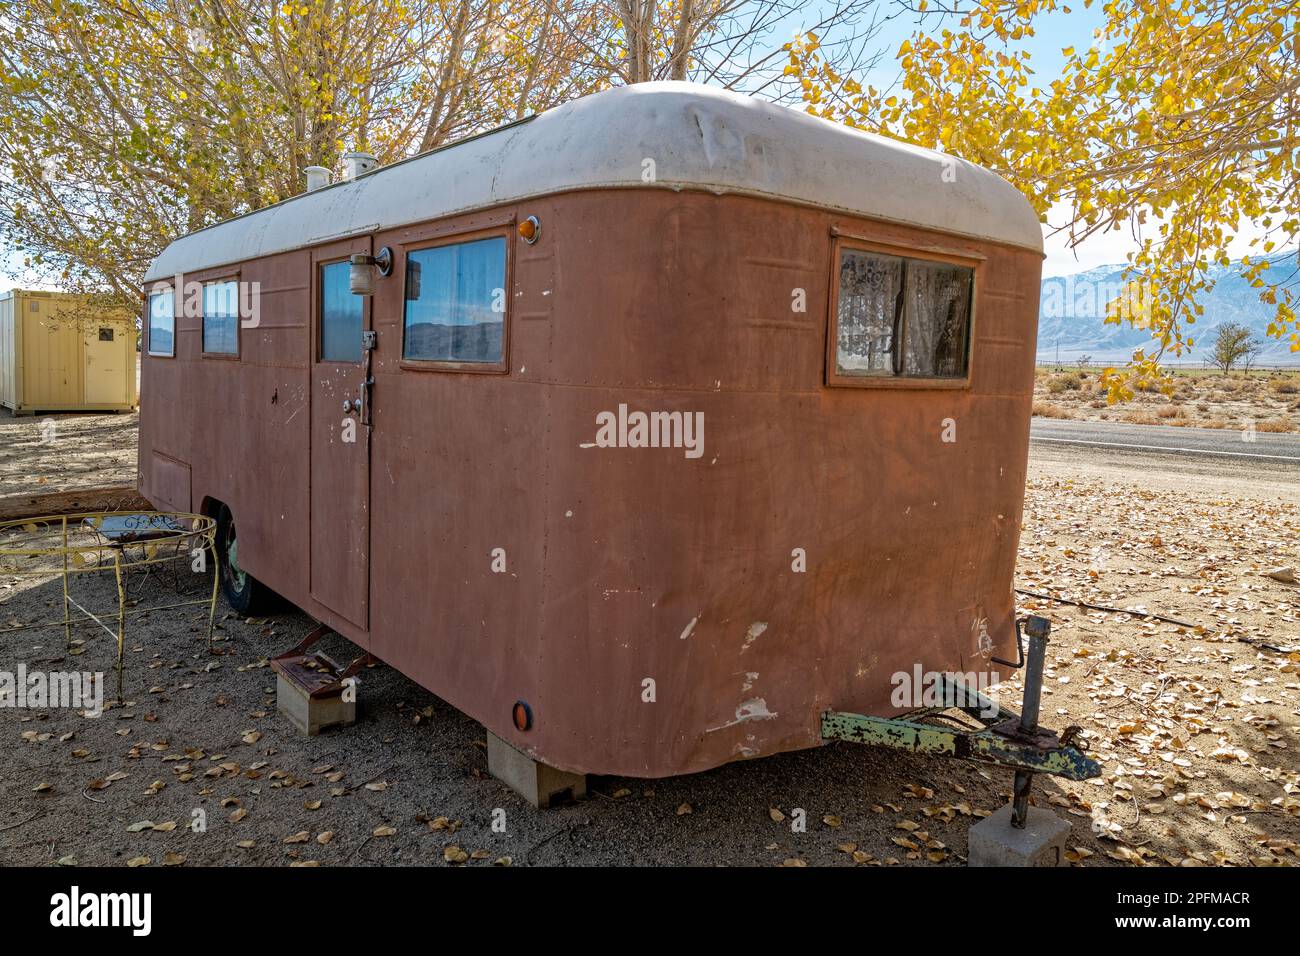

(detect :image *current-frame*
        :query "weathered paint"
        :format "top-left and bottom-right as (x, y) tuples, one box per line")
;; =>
(822, 711), (1101, 781)
(139, 184), (1041, 778)
(143, 83), (1041, 286)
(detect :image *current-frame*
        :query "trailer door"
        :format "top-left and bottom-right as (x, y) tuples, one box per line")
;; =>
(309, 238), (373, 630)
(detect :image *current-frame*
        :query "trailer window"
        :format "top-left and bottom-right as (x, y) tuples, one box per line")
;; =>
(147, 290), (174, 357)
(202, 280), (239, 355)
(833, 248), (972, 381)
(403, 236), (506, 365)
(320, 261), (362, 362)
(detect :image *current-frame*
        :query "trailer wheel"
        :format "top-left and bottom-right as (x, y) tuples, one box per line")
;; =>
(216, 504), (276, 615)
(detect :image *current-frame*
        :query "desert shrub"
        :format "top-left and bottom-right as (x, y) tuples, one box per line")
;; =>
(1032, 402), (1072, 419)
(1255, 418), (1294, 433)
(1156, 405), (1184, 418)
(1268, 377), (1299, 395)
(1123, 411), (1162, 424)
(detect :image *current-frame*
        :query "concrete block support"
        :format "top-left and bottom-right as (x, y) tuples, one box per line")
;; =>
(486, 731), (587, 808)
(276, 672), (356, 736)
(968, 803), (1070, 867)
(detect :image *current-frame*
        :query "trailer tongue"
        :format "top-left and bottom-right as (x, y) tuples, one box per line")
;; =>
(821, 616), (1101, 828)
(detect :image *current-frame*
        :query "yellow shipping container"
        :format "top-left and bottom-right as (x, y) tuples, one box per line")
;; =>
(0, 289), (138, 415)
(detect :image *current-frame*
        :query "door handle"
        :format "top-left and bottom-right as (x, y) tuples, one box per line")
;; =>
(358, 376), (374, 425)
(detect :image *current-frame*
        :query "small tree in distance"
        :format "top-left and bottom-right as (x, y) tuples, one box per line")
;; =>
(1211, 322), (1261, 374)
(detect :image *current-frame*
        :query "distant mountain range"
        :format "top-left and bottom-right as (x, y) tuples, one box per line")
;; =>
(1037, 253), (1300, 366)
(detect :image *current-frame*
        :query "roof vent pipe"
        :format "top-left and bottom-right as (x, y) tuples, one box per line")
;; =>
(342, 151), (378, 180)
(304, 166), (331, 192)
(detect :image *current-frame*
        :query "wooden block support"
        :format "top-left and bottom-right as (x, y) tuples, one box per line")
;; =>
(276, 671), (356, 737)
(486, 730), (587, 808)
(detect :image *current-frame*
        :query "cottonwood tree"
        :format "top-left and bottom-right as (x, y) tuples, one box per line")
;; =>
(1210, 321), (1261, 373)
(785, 0), (1300, 399)
(572, 0), (885, 97)
(0, 0), (605, 299)
(408, 0), (610, 151)
(0, 0), (886, 303)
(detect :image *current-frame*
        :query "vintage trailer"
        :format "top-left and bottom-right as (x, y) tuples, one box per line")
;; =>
(139, 82), (1045, 788)
(1, 289), (137, 415)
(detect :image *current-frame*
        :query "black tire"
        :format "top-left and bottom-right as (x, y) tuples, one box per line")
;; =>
(215, 504), (277, 615)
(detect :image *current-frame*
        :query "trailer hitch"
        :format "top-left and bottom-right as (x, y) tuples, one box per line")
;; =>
(822, 617), (1100, 822)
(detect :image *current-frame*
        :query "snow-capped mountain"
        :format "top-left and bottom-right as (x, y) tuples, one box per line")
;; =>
(1037, 254), (1300, 365)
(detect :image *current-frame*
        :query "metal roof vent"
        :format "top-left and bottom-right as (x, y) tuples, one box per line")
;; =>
(342, 151), (378, 180)
(304, 166), (331, 192)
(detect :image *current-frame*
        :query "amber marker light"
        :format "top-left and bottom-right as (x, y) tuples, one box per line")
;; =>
(518, 215), (541, 244)
(512, 700), (533, 731)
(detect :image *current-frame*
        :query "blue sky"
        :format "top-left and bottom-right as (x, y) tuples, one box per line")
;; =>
(858, 1), (1107, 91)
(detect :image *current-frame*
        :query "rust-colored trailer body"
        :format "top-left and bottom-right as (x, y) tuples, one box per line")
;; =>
(139, 83), (1043, 777)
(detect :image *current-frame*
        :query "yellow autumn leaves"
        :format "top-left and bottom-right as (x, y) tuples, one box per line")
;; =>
(785, 0), (1300, 397)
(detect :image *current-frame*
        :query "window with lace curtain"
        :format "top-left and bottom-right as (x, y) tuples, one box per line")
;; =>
(829, 243), (974, 385)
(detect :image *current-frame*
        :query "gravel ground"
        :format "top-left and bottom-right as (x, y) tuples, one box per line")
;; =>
(1, 423), (1297, 867)
(0, 564), (1057, 867)
(0, 410), (138, 499)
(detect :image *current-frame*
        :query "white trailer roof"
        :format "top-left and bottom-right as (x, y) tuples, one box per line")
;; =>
(144, 82), (1043, 282)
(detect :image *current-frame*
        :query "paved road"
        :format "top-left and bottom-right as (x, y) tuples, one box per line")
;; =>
(1030, 417), (1300, 463)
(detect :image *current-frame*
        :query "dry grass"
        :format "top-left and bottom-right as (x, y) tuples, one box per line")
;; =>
(1032, 401), (1073, 419)
(1256, 417), (1296, 433)
(1045, 372), (1085, 394)
(1120, 411), (1162, 425)
(1033, 367), (1300, 429)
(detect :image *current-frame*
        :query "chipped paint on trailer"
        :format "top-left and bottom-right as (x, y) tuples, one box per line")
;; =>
(707, 697), (779, 733)
(137, 86), (1041, 778)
